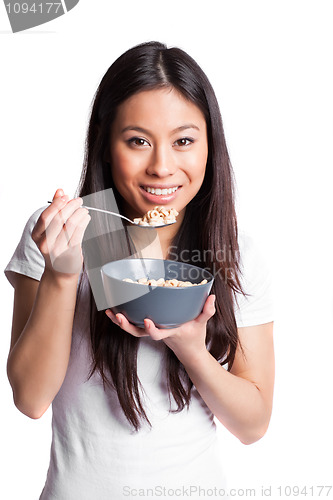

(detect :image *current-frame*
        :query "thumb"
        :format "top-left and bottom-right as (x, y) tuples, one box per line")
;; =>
(196, 294), (216, 324)
(52, 188), (65, 201)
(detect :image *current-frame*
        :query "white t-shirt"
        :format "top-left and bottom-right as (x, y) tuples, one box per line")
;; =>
(4, 208), (274, 500)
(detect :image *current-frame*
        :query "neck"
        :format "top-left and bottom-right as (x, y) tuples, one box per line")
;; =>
(155, 207), (185, 259)
(127, 209), (184, 261)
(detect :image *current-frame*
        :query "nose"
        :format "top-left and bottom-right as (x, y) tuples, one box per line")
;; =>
(146, 145), (177, 177)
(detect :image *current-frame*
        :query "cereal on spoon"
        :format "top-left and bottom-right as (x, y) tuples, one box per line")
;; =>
(133, 206), (179, 226)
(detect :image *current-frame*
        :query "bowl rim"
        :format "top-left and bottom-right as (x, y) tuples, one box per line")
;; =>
(101, 257), (214, 284)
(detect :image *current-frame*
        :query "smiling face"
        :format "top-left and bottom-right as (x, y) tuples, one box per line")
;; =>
(109, 87), (208, 224)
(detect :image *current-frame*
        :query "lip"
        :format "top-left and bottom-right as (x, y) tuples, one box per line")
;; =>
(141, 184), (181, 189)
(139, 185), (182, 203)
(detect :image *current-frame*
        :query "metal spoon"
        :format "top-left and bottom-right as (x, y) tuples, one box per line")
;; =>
(47, 202), (176, 229)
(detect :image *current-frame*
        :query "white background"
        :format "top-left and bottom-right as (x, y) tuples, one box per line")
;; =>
(1, 1), (332, 499)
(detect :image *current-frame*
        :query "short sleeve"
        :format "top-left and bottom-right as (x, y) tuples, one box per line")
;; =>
(4, 207), (46, 287)
(234, 232), (274, 328)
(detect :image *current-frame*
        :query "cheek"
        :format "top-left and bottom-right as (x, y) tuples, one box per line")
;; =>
(111, 150), (134, 184)
(111, 147), (145, 180)
(188, 148), (208, 184)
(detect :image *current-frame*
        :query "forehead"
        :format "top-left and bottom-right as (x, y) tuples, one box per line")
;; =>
(112, 88), (206, 132)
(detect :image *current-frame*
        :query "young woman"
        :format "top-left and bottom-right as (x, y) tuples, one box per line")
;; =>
(5, 41), (274, 499)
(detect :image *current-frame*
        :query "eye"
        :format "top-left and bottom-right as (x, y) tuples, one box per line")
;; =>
(128, 137), (150, 147)
(174, 137), (194, 147)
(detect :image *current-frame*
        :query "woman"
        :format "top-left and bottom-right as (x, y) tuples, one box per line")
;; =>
(5, 41), (274, 499)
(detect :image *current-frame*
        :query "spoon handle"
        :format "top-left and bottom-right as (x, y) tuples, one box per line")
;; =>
(46, 201), (174, 228)
(81, 205), (135, 224)
(47, 201), (134, 224)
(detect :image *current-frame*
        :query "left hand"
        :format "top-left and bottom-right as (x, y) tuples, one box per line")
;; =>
(105, 294), (216, 365)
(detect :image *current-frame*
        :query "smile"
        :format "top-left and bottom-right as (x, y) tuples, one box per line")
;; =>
(141, 186), (180, 195)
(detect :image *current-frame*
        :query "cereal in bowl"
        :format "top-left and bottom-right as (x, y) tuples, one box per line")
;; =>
(122, 277), (208, 287)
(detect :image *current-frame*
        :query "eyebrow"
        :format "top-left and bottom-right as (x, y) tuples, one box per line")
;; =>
(121, 124), (200, 135)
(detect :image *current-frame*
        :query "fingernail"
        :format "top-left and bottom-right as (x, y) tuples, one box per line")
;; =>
(61, 195), (67, 201)
(52, 189), (63, 201)
(115, 315), (122, 325)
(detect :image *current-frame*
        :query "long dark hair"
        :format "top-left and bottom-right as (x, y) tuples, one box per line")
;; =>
(76, 41), (244, 430)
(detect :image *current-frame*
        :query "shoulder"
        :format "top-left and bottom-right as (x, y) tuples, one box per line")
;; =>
(237, 230), (270, 286)
(234, 229), (274, 327)
(4, 206), (47, 287)
(237, 230), (262, 266)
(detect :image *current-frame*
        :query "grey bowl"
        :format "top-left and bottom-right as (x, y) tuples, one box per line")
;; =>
(101, 258), (214, 328)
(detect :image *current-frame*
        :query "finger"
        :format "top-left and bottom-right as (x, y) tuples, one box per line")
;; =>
(195, 294), (216, 325)
(52, 188), (65, 201)
(143, 318), (172, 341)
(48, 198), (83, 233)
(105, 310), (149, 337)
(32, 195), (69, 242)
(67, 211), (91, 247)
(54, 207), (90, 248)
(43, 198), (84, 248)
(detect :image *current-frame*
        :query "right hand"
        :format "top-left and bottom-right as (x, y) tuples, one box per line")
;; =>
(32, 188), (91, 277)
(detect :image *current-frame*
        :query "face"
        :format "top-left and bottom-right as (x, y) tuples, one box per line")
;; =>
(109, 88), (208, 224)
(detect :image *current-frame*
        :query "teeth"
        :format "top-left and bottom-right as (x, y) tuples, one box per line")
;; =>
(144, 186), (179, 195)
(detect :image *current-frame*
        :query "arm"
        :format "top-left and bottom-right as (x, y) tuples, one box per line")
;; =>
(106, 295), (275, 445)
(178, 320), (275, 445)
(7, 190), (90, 419)
(7, 271), (79, 419)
